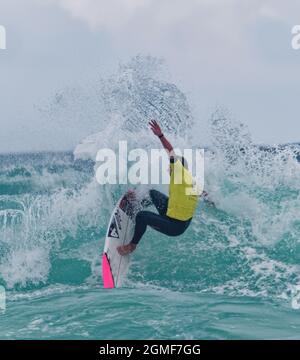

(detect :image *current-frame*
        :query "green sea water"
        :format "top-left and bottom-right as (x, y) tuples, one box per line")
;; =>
(0, 145), (300, 339)
(1, 56), (300, 339)
(2, 288), (300, 340)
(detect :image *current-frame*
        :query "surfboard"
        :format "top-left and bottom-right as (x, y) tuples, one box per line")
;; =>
(102, 192), (137, 288)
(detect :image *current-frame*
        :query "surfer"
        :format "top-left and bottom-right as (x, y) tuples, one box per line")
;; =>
(117, 120), (202, 256)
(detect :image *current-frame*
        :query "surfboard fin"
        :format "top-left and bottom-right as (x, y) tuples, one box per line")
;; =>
(102, 253), (115, 288)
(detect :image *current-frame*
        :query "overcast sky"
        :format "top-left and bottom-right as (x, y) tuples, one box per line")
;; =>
(1, 0), (300, 153)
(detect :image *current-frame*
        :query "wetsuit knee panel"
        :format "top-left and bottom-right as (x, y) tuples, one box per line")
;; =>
(136, 210), (151, 221)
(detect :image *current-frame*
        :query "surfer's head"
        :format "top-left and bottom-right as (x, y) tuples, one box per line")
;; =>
(169, 156), (188, 175)
(181, 157), (188, 170)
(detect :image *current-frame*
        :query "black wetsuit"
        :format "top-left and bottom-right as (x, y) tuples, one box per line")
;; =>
(131, 189), (191, 245)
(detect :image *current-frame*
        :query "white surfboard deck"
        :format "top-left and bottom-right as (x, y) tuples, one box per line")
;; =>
(102, 192), (137, 288)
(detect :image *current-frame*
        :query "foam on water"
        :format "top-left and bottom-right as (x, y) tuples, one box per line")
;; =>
(1, 57), (300, 310)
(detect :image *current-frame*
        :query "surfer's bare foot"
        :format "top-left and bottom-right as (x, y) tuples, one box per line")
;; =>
(117, 243), (137, 256)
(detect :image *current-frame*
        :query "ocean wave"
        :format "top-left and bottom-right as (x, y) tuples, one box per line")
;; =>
(1, 57), (300, 306)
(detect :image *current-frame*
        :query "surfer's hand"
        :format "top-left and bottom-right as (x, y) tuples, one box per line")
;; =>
(149, 120), (163, 137)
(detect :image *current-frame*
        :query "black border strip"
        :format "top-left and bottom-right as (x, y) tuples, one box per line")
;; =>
(1, 340), (300, 357)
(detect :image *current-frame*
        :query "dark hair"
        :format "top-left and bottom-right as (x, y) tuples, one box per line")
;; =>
(180, 157), (188, 170)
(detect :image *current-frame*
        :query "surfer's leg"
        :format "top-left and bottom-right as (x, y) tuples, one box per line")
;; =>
(149, 189), (169, 216)
(130, 211), (155, 245)
(118, 210), (191, 255)
(117, 211), (152, 255)
(130, 210), (189, 245)
(146, 215), (191, 237)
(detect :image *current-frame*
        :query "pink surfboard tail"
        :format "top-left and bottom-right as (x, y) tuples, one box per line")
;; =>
(102, 253), (115, 288)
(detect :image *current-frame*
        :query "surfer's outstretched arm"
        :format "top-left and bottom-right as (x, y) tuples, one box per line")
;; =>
(149, 120), (174, 157)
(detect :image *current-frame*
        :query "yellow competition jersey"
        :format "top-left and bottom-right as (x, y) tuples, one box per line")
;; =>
(166, 159), (199, 221)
